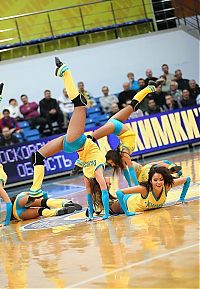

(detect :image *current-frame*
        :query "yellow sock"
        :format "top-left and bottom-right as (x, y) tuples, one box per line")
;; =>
(30, 165), (44, 191)
(42, 208), (58, 217)
(47, 198), (68, 208)
(63, 70), (79, 100)
(133, 86), (155, 103)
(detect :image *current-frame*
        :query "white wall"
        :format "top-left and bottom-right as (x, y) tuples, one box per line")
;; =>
(0, 28), (199, 109)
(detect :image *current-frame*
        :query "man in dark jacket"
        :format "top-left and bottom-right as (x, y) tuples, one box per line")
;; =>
(174, 69), (189, 91)
(39, 89), (63, 133)
(180, 89), (196, 108)
(0, 126), (19, 147)
(188, 79), (200, 101)
(118, 82), (136, 109)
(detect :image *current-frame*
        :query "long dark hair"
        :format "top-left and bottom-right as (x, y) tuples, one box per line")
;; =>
(140, 166), (174, 191)
(89, 178), (116, 200)
(105, 147), (124, 175)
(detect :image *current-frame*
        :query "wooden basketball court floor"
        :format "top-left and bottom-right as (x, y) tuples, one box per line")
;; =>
(0, 148), (199, 289)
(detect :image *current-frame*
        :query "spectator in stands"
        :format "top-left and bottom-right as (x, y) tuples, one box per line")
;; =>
(127, 72), (139, 91)
(6, 99), (23, 120)
(20, 94), (47, 135)
(144, 69), (158, 86)
(163, 94), (179, 111)
(58, 88), (74, 127)
(118, 82), (136, 109)
(160, 75), (170, 93)
(170, 80), (182, 106)
(161, 64), (174, 83)
(99, 86), (118, 114)
(174, 69), (189, 91)
(39, 89), (63, 134)
(180, 89), (196, 108)
(110, 103), (120, 117)
(78, 81), (95, 108)
(148, 84), (166, 108)
(0, 126), (19, 147)
(137, 78), (146, 91)
(145, 98), (162, 115)
(188, 79), (200, 101)
(0, 109), (22, 134)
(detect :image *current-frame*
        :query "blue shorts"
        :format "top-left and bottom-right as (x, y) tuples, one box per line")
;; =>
(63, 134), (87, 153)
(108, 119), (123, 135)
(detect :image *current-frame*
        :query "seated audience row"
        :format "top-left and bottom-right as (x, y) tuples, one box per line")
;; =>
(0, 64), (199, 147)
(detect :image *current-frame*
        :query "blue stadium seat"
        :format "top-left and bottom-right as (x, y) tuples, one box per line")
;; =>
(85, 122), (96, 130)
(18, 121), (30, 129)
(88, 112), (102, 120)
(26, 135), (41, 141)
(85, 118), (94, 125)
(68, 112), (73, 119)
(95, 97), (100, 104)
(87, 106), (101, 115)
(95, 114), (110, 125)
(23, 128), (40, 141)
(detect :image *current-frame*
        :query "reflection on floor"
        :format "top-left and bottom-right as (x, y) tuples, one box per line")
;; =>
(0, 148), (199, 289)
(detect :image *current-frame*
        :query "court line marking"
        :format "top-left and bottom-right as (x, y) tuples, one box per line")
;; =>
(68, 243), (199, 288)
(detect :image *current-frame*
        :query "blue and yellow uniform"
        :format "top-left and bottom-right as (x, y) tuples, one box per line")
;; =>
(0, 164), (7, 187)
(78, 138), (106, 179)
(118, 129), (136, 154)
(125, 187), (167, 212)
(12, 192), (28, 220)
(108, 118), (135, 154)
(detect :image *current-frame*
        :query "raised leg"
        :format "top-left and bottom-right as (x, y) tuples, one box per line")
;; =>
(56, 59), (87, 142)
(111, 85), (155, 122)
(92, 85), (155, 140)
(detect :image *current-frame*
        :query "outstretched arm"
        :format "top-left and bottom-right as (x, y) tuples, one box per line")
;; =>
(116, 185), (147, 216)
(120, 185), (147, 196)
(116, 190), (135, 216)
(167, 177), (191, 202)
(171, 177), (188, 188)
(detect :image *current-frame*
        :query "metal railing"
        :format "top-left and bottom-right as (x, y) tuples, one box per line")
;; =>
(174, 0), (200, 36)
(0, 0), (154, 47)
(152, 0), (200, 36)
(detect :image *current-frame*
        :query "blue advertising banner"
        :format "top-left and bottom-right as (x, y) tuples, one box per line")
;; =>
(1, 105), (200, 185)
(0, 136), (78, 185)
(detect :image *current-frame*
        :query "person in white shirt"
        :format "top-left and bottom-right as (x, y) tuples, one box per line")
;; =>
(6, 98), (23, 120)
(58, 88), (74, 126)
(99, 86), (119, 114)
(161, 64), (174, 83)
(170, 80), (182, 106)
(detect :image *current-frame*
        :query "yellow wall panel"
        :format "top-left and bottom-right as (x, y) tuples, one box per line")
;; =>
(50, 8), (82, 34)
(0, 0), (154, 44)
(0, 0), (91, 17)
